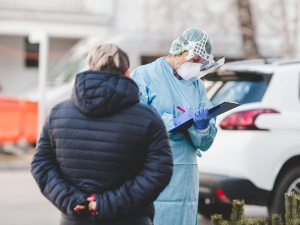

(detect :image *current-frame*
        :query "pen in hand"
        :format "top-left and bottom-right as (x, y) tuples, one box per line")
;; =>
(176, 106), (186, 113)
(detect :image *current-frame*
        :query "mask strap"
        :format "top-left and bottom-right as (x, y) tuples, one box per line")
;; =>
(180, 42), (186, 63)
(179, 34), (188, 63)
(173, 42), (185, 69)
(173, 55), (179, 66)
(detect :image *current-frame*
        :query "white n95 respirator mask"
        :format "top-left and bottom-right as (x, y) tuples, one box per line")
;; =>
(176, 60), (202, 82)
(175, 33), (225, 82)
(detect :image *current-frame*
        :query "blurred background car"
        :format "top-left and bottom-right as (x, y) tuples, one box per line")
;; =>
(198, 58), (300, 219)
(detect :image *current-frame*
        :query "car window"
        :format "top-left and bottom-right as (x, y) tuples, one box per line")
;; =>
(48, 54), (87, 85)
(211, 80), (268, 105)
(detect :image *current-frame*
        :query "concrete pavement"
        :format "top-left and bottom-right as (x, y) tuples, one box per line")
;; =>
(0, 169), (268, 225)
(0, 170), (60, 225)
(0, 155), (31, 171)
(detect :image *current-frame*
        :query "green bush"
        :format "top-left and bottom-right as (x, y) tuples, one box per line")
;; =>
(211, 192), (300, 225)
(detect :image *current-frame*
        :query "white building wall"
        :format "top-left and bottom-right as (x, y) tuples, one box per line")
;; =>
(0, 35), (36, 96)
(0, 35), (78, 95)
(0, 0), (112, 96)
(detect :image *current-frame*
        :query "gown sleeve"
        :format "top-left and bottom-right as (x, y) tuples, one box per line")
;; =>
(187, 80), (218, 152)
(131, 68), (175, 131)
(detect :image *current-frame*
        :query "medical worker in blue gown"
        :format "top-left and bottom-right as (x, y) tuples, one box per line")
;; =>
(131, 28), (225, 225)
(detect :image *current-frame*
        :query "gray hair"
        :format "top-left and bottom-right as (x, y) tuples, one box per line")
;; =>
(86, 43), (130, 74)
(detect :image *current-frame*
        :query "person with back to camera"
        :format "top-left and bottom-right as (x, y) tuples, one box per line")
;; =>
(131, 27), (225, 225)
(31, 43), (173, 225)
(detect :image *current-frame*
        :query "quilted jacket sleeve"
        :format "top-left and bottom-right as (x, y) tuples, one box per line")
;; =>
(92, 115), (173, 220)
(31, 117), (89, 217)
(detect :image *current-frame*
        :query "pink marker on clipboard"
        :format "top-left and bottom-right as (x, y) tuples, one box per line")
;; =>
(176, 106), (186, 113)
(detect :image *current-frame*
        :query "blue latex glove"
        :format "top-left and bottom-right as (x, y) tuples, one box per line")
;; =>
(193, 107), (220, 130)
(173, 110), (195, 126)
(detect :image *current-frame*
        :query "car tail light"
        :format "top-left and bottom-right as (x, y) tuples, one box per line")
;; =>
(220, 109), (279, 131)
(216, 189), (231, 203)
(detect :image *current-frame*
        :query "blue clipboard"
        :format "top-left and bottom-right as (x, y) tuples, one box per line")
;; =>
(168, 101), (240, 133)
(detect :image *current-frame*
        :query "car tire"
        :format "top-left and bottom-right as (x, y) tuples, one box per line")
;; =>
(198, 198), (232, 220)
(268, 166), (300, 218)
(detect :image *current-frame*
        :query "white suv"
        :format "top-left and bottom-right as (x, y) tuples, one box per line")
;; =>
(198, 59), (300, 219)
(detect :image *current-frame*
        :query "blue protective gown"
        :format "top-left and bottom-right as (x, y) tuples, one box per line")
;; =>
(131, 57), (218, 225)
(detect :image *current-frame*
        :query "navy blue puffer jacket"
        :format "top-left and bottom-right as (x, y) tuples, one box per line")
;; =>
(31, 71), (173, 225)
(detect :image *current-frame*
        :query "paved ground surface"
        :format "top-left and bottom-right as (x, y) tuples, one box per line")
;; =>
(0, 168), (268, 225)
(0, 154), (32, 171)
(0, 170), (60, 225)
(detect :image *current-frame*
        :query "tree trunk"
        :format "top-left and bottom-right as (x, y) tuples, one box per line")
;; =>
(237, 0), (260, 59)
(278, 0), (299, 58)
(292, 0), (299, 57)
(279, 0), (292, 58)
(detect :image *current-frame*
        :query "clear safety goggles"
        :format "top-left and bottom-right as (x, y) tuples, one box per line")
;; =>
(198, 56), (225, 77)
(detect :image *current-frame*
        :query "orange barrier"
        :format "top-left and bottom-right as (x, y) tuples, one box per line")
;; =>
(21, 100), (38, 144)
(0, 97), (22, 145)
(0, 96), (38, 145)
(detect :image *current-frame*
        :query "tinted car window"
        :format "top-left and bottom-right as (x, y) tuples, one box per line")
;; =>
(211, 80), (268, 105)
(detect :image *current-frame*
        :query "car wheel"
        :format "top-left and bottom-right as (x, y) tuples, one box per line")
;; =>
(268, 166), (300, 218)
(198, 198), (232, 220)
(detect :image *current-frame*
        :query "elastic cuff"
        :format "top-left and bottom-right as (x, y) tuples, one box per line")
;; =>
(95, 194), (101, 220)
(71, 195), (89, 218)
(195, 124), (210, 132)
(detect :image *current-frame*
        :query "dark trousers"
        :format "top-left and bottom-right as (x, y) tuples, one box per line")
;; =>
(60, 213), (153, 225)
